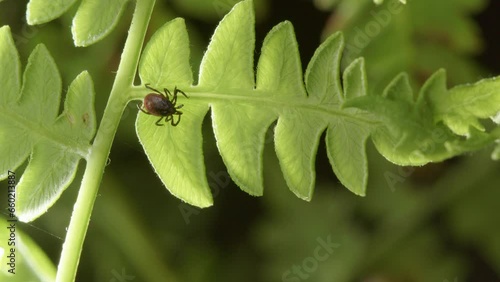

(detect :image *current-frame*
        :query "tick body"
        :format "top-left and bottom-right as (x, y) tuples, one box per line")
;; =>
(137, 84), (188, 126)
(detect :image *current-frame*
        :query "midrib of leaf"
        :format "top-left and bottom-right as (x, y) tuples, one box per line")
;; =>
(167, 91), (380, 125)
(0, 107), (90, 157)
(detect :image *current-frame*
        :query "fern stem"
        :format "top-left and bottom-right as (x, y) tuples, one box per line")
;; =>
(55, 0), (156, 281)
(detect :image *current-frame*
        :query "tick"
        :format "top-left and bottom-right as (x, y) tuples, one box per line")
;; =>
(137, 84), (188, 126)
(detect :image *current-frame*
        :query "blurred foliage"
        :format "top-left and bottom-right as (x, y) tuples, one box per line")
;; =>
(1, 0), (500, 281)
(170, 0), (269, 22)
(0, 215), (56, 281)
(322, 0), (487, 94)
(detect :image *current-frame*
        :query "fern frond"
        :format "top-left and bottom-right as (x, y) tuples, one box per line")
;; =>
(345, 70), (500, 165)
(0, 26), (96, 222)
(136, 0), (500, 208)
(136, 0), (378, 207)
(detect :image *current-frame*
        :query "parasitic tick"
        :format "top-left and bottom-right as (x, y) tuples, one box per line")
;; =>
(137, 83), (188, 126)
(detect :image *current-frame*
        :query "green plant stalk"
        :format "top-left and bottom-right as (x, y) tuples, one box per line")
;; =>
(56, 0), (156, 281)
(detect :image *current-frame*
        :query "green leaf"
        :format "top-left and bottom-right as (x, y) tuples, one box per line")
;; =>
(305, 36), (373, 196)
(0, 26), (21, 112)
(207, 0), (272, 197)
(136, 0), (499, 207)
(136, 0), (377, 206)
(137, 103), (212, 207)
(139, 18), (193, 87)
(326, 58), (371, 195)
(197, 0), (255, 90)
(0, 26), (96, 222)
(345, 69), (500, 166)
(72, 0), (129, 47)
(382, 73), (413, 103)
(262, 22), (314, 199)
(27, 0), (78, 25)
(422, 71), (500, 136)
(137, 18), (213, 207)
(256, 21), (306, 96)
(26, 0), (130, 46)
(305, 32), (343, 105)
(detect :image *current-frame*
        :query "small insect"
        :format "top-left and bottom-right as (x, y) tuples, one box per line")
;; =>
(137, 83), (188, 126)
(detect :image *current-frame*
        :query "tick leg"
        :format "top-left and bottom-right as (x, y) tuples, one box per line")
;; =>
(175, 87), (188, 99)
(163, 88), (173, 99)
(176, 104), (184, 110)
(171, 112), (182, 126)
(145, 83), (164, 96)
(171, 87), (188, 105)
(171, 117), (179, 126)
(165, 115), (177, 126)
(155, 116), (165, 126)
(174, 87), (188, 102)
(171, 88), (178, 104)
(137, 103), (151, 115)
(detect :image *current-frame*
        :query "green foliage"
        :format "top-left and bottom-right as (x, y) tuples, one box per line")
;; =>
(345, 70), (500, 165)
(136, 0), (500, 207)
(327, 0), (487, 95)
(27, 0), (78, 25)
(2, 0), (500, 220)
(1, 0), (500, 281)
(136, 0), (378, 207)
(27, 0), (129, 46)
(427, 73), (500, 136)
(137, 18), (211, 207)
(0, 26), (96, 222)
(71, 0), (129, 46)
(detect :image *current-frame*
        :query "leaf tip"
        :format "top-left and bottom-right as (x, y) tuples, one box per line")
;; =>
(183, 197), (213, 209)
(16, 205), (46, 223)
(0, 25), (11, 33)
